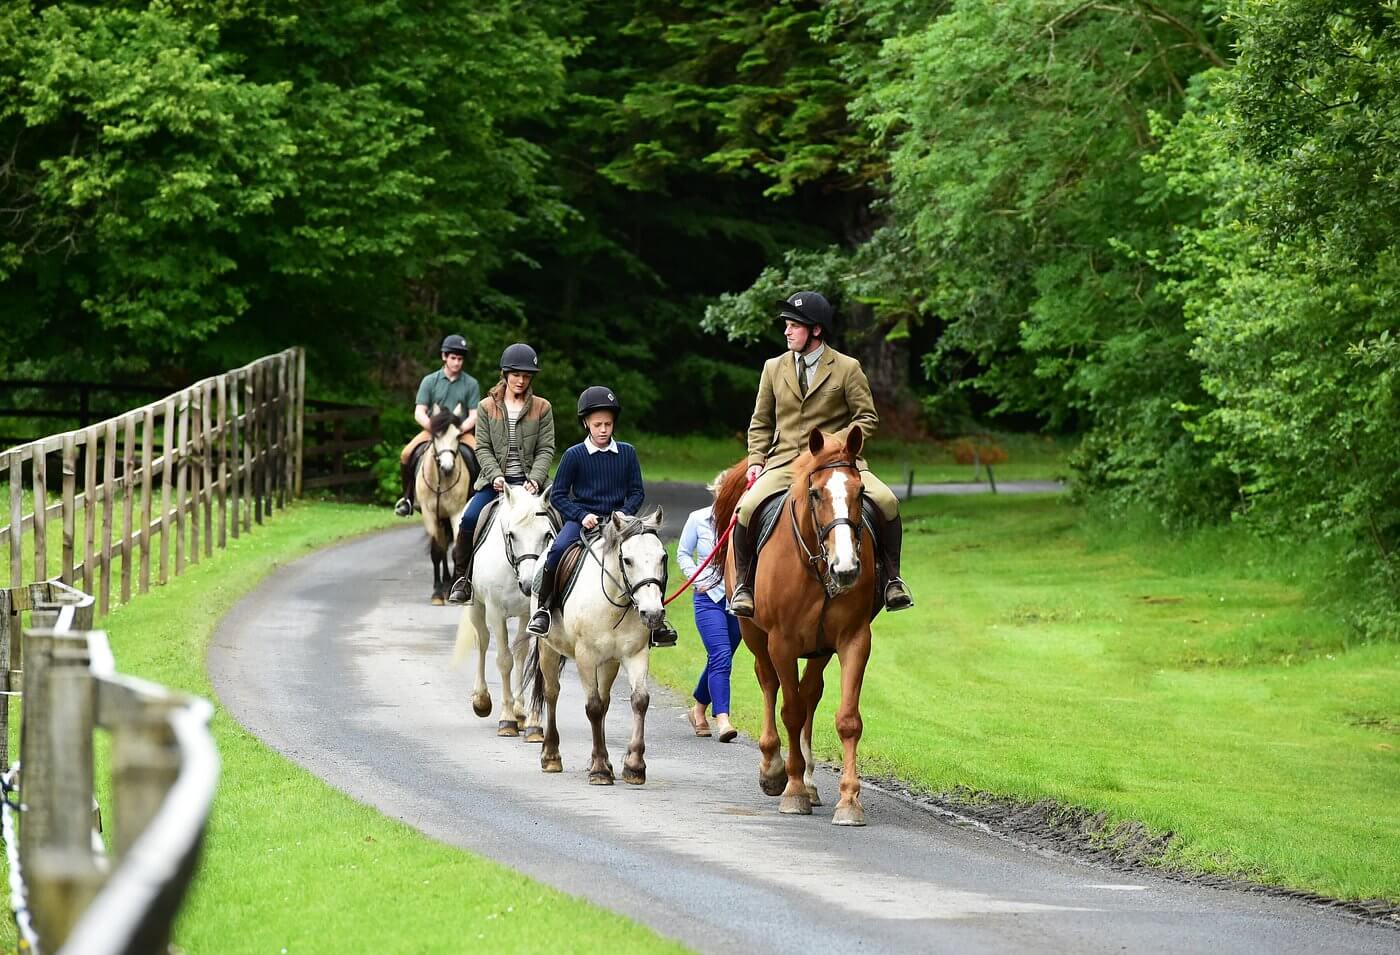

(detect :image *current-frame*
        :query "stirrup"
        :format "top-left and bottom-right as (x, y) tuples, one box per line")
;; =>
(884, 577), (914, 612)
(729, 587), (755, 618)
(448, 575), (471, 604)
(394, 497), (413, 517)
(526, 608), (551, 637)
(649, 623), (678, 648)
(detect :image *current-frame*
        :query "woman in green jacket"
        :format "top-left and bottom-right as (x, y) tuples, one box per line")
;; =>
(448, 343), (555, 603)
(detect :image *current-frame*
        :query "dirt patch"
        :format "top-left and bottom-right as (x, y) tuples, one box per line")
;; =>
(857, 774), (1400, 930)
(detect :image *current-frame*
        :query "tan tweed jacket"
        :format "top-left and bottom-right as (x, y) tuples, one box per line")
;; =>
(746, 345), (879, 468)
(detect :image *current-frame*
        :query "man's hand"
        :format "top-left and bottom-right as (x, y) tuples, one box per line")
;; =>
(746, 464), (764, 483)
(492, 476), (506, 492)
(582, 513), (599, 530)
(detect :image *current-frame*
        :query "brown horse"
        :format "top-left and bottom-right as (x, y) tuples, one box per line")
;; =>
(713, 426), (878, 825)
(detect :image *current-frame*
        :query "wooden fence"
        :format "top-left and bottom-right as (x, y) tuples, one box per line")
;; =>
(0, 348), (306, 617)
(304, 399), (380, 491)
(0, 580), (217, 954)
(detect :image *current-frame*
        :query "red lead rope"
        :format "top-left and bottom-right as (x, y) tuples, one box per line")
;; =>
(662, 472), (757, 607)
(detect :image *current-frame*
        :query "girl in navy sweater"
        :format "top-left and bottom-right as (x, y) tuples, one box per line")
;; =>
(528, 386), (679, 647)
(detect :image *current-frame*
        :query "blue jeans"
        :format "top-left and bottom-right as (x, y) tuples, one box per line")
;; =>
(545, 520), (584, 570)
(693, 592), (742, 715)
(457, 477), (526, 540)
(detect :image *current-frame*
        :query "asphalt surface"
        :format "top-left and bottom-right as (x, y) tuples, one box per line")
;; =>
(208, 484), (1395, 954)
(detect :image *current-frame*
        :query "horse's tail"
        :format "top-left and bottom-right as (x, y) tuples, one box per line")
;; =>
(710, 458), (750, 567)
(524, 632), (565, 718)
(450, 607), (479, 668)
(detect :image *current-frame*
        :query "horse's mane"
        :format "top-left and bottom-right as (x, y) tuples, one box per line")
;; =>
(710, 459), (750, 568)
(427, 408), (458, 436)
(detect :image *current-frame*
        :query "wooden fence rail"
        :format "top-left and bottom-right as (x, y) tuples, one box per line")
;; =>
(0, 580), (218, 954)
(0, 348), (306, 616)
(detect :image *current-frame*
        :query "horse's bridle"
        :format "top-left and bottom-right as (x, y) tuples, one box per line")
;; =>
(502, 507), (555, 593)
(584, 525), (668, 626)
(426, 429), (466, 501)
(790, 458), (864, 598)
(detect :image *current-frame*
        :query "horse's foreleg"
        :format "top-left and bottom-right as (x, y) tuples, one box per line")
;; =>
(618, 652), (649, 785)
(799, 654), (831, 807)
(745, 622), (785, 798)
(832, 626), (872, 826)
(577, 657), (613, 784)
(514, 626), (543, 741)
(772, 643), (811, 815)
(468, 602), (492, 718)
(492, 609), (519, 736)
(539, 641), (564, 773)
(430, 536), (448, 605)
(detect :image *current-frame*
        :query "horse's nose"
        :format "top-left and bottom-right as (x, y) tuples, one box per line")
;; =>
(832, 564), (860, 592)
(439, 454), (455, 471)
(641, 609), (665, 630)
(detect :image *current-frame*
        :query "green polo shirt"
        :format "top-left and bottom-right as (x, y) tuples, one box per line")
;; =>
(415, 369), (480, 416)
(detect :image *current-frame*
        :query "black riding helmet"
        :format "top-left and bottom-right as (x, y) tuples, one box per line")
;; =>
(500, 343), (540, 374)
(576, 385), (621, 421)
(776, 291), (833, 336)
(440, 333), (469, 356)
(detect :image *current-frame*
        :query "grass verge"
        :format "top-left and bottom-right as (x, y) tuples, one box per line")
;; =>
(3, 500), (686, 954)
(651, 493), (1400, 902)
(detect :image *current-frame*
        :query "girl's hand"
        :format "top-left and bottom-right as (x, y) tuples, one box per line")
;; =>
(492, 476), (506, 492)
(582, 513), (599, 530)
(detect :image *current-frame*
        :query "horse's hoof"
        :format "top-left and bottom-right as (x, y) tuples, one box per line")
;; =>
(832, 802), (866, 826)
(760, 772), (786, 797)
(497, 720), (519, 737)
(524, 726), (545, 743)
(541, 756), (563, 773)
(622, 766), (646, 786)
(588, 771), (615, 786)
(779, 793), (813, 815)
(807, 786), (822, 807)
(471, 694), (492, 718)
(431, 596), (445, 607)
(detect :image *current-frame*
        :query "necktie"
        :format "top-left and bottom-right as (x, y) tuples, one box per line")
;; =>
(798, 356), (809, 397)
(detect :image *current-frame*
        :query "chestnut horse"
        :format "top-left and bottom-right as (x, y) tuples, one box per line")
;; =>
(713, 427), (878, 825)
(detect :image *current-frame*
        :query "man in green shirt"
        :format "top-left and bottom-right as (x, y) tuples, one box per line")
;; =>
(394, 334), (481, 516)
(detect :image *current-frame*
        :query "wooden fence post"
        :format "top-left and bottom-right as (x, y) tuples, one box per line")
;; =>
(141, 405), (154, 595)
(159, 399), (175, 586)
(8, 450), (23, 592)
(100, 420), (116, 615)
(175, 393), (189, 576)
(294, 347), (306, 498)
(188, 389), (201, 568)
(32, 445), (47, 583)
(242, 370), (254, 533)
(122, 415), (136, 605)
(216, 375), (228, 549)
(83, 427), (98, 596)
(230, 371), (242, 540)
(0, 589), (10, 771)
(62, 435), (76, 586)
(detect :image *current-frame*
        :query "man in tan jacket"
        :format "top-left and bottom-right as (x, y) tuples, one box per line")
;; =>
(730, 291), (914, 617)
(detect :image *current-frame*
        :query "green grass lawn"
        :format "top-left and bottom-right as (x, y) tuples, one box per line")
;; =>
(633, 430), (1071, 485)
(652, 494), (1400, 903)
(1, 501), (686, 955)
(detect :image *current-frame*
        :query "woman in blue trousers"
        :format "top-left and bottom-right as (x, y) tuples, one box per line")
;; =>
(677, 489), (742, 742)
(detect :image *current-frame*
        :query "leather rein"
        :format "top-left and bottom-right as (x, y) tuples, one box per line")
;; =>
(789, 458), (864, 599)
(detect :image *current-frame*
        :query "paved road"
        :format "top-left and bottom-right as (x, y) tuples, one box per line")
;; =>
(209, 492), (1393, 954)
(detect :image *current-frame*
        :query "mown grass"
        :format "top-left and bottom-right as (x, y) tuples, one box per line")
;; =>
(633, 430), (1070, 485)
(1, 501), (687, 955)
(651, 494), (1400, 902)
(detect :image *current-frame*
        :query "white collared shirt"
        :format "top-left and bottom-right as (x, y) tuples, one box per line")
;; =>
(796, 343), (824, 383)
(585, 438), (620, 454)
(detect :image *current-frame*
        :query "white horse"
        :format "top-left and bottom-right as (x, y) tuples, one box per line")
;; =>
(451, 484), (556, 738)
(528, 509), (667, 785)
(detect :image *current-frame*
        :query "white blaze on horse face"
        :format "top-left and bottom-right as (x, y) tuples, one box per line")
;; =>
(436, 425), (459, 472)
(825, 470), (858, 574)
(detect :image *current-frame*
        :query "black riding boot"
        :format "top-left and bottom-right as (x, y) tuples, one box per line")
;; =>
(729, 521), (758, 618)
(394, 459), (416, 517)
(878, 514), (914, 611)
(527, 563), (557, 637)
(447, 532), (473, 604)
(649, 616), (678, 648)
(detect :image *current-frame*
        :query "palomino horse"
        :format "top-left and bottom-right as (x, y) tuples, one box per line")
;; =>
(713, 427), (879, 825)
(416, 407), (476, 604)
(450, 484), (556, 739)
(527, 509), (667, 785)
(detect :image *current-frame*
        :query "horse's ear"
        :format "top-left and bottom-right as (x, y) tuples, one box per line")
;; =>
(845, 424), (864, 459)
(808, 428), (825, 456)
(450, 402), (463, 419)
(644, 506), (663, 530)
(431, 403), (442, 415)
(611, 511), (627, 531)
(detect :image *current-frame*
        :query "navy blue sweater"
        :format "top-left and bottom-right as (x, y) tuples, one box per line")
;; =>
(550, 441), (645, 523)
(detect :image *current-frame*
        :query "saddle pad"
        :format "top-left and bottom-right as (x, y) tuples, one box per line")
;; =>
(532, 540), (588, 611)
(470, 497), (501, 557)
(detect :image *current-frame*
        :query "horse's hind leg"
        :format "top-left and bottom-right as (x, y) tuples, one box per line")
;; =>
(619, 651), (649, 785)
(745, 622), (786, 798)
(832, 626), (873, 826)
(467, 602), (492, 718)
(799, 655), (832, 807)
(515, 627), (544, 742)
(772, 641), (811, 815)
(578, 657), (614, 785)
(492, 608), (519, 736)
(539, 641), (564, 773)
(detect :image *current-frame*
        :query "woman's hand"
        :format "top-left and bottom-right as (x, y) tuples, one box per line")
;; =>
(492, 476), (506, 492)
(582, 513), (599, 530)
(524, 479), (540, 495)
